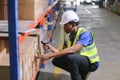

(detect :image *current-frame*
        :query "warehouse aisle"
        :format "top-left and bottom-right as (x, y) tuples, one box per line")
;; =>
(77, 5), (120, 80)
(37, 4), (120, 80)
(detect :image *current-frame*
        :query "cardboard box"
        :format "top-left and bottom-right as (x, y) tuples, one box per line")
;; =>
(0, 54), (24, 80)
(0, 0), (41, 5)
(3, 3), (42, 20)
(0, 40), (5, 52)
(0, 48), (6, 60)
(0, 54), (10, 80)
(0, 36), (39, 80)
(0, 0), (5, 5)
(0, 54), (25, 80)
(20, 36), (39, 60)
(117, 3), (120, 14)
(0, 0), (43, 20)
(0, 0), (57, 20)
(19, 36), (40, 80)
(0, 5), (4, 19)
(0, 39), (9, 53)
(29, 28), (43, 55)
(0, 38), (8, 53)
(0, 34), (9, 53)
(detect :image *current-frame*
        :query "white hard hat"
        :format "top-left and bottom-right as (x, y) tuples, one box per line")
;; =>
(60, 10), (79, 25)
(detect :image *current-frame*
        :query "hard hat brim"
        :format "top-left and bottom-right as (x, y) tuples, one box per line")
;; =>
(59, 21), (66, 25)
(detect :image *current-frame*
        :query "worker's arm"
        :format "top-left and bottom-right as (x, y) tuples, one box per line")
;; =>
(40, 43), (83, 60)
(52, 43), (83, 56)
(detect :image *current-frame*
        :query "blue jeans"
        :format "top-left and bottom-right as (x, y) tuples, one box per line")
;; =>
(52, 53), (91, 80)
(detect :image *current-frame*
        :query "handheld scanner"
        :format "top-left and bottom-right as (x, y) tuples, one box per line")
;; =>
(41, 41), (49, 45)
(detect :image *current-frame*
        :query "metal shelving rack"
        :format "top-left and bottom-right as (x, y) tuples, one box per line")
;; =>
(7, 0), (60, 80)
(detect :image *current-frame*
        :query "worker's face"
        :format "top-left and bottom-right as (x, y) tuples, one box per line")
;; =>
(63, 23), (73, 33)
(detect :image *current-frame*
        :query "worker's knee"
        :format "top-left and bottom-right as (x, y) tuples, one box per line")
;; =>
(52, 57), (65, 66)
(52, 58), (58, 66)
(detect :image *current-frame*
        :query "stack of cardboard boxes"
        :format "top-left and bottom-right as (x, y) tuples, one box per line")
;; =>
(0, 0), (58, 79)
(0, 30), (42, 80)
(0, 20), (42, 80)
(0, 0), (48, 20)
(105, 0), (120, 14)
(19, 36), (40, 80)
(117, 2), (120, 14)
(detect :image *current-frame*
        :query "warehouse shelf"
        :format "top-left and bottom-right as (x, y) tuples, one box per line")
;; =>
(19, 0), (59, 44)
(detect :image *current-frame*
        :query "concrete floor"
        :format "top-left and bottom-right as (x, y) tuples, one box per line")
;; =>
(37, 4), (120, 80)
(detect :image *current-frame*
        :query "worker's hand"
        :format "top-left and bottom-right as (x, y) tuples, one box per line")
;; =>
(43, 43), (51, 51)
(34, 55), (42, 59)
(35, 54), (52, 60)
(40, 54), (52, 60)
(43, 43), (59, 53)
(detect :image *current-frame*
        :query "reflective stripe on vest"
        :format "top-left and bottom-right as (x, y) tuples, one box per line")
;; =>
(67, 28), (100, 63)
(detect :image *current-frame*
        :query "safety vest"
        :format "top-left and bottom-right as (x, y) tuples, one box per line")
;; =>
(67, 28), (100, 63)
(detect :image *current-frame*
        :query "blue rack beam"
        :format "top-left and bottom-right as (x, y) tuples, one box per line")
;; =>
(6, 0), (60, 80)
(7, 0), (20, 80)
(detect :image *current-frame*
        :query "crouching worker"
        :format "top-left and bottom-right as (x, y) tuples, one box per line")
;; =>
(35, 10), (100, 80)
